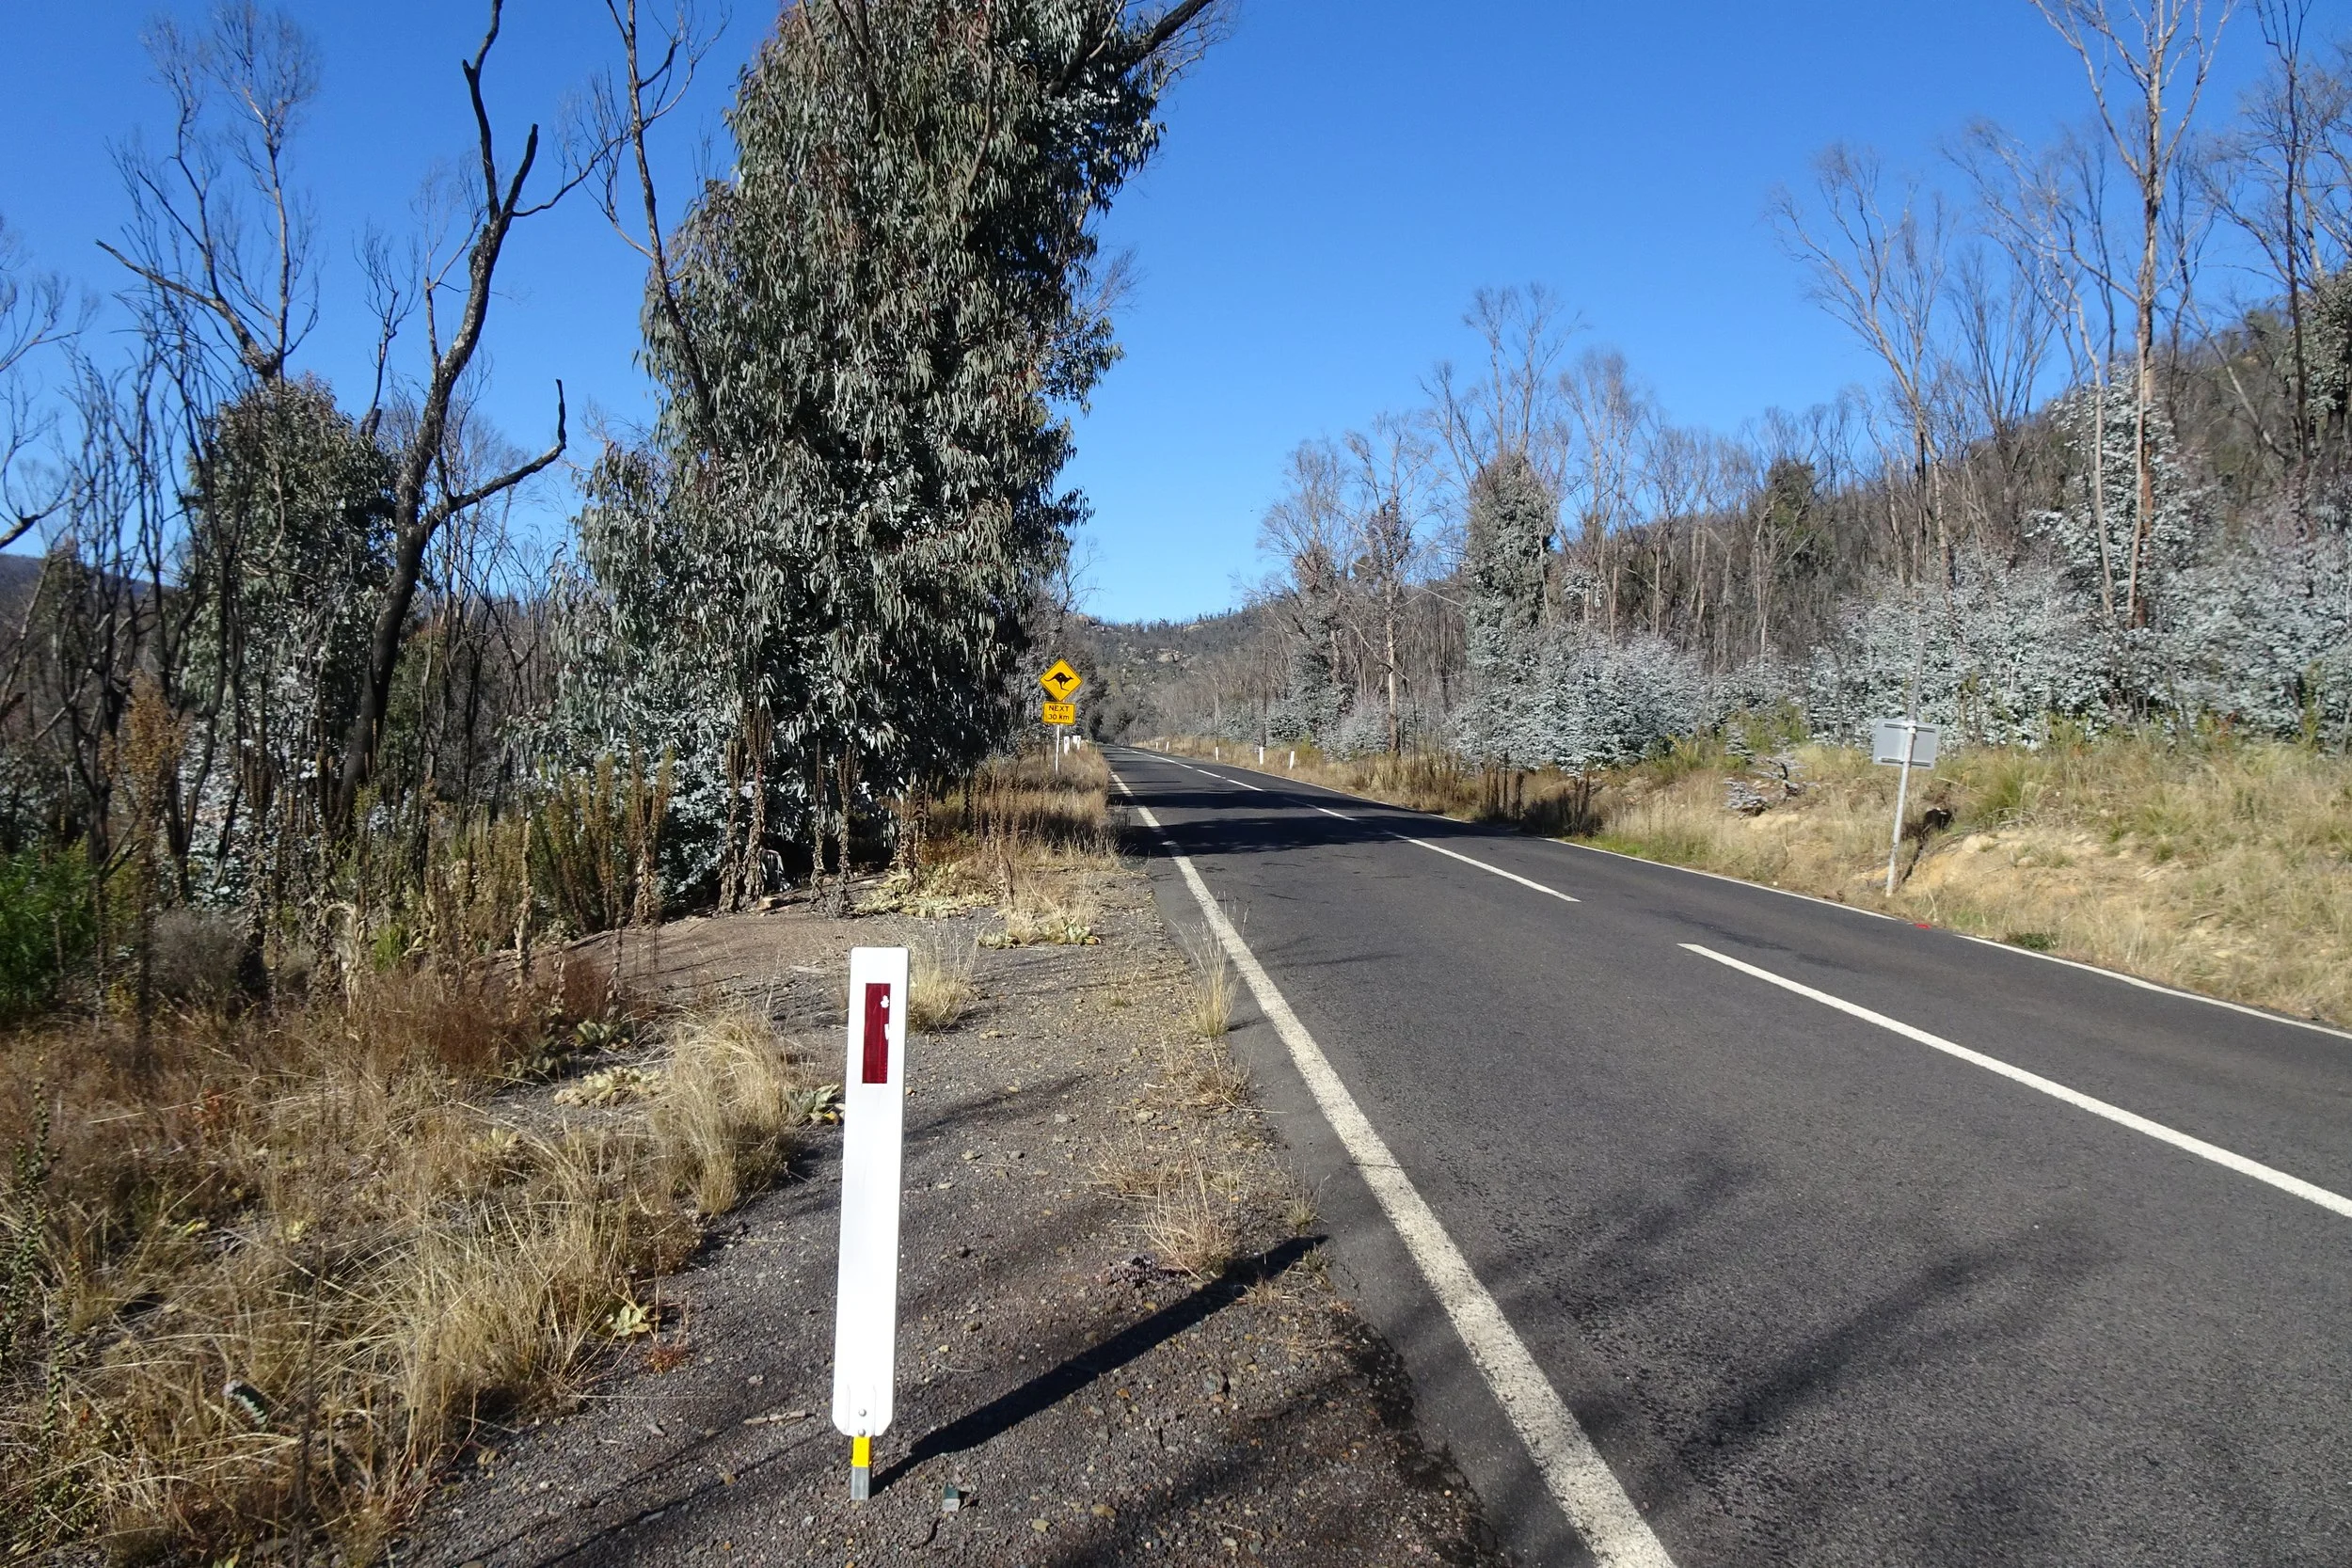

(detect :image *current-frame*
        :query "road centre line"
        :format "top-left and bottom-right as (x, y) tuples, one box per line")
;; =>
(1682, 943), (2352, 1220)
(1279, 793), (1580, 904)
(1399, 836), (1580, 904)
(1114, 770), (1676, 1568)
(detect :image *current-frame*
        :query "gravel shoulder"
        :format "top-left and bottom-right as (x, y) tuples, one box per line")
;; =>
(401, 857), (1508, 1567)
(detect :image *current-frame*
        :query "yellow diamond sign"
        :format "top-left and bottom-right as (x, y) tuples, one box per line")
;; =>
(1038, 659), (1083, 702)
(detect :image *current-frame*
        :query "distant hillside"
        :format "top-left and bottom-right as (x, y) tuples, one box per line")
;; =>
(1056, 605), (1261, 739)
(0, 552), (46, 629)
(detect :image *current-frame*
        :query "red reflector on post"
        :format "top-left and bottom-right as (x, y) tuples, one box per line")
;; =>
(862, 983), (892, 1085)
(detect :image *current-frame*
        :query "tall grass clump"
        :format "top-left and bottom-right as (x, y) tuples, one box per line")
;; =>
(928, 744), (1114, 868)
(870, 742), (1117, 924)
(908, 937), (977, 1031)
(1179, 925), (1234, 1042)
(649, 1005), (807, 1216)
(0, 959), (729, 1562)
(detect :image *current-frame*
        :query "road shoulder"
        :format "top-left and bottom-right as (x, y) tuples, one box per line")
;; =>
(401, 860), (1506, 1568)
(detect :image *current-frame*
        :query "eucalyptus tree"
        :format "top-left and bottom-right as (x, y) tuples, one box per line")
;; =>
(1259, 438), (1349, 742)
(2030, 0), (2232, 626)
(604, 0), (1215, 898)
(1458, 449), (1555, 762)
(1343, 414), (1436, 752)
(1561, 347), (1654, 629)
(1770, 146), (1954, 585)
(93, 3), (581, 838)
(184, 375), (393, 902)
(2201, 1), (2352, 503)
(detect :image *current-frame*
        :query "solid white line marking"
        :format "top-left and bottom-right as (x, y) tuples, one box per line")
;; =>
(1682, 943), (2352, 1220)
(1949, 931), (2352, 1045)
(1115, 771), (1673, 1567)
(1567, 839), (1896, 922)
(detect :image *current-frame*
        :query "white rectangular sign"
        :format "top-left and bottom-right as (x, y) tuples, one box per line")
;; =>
(1871, 718), (1941, 768)
(832, 945), (909, 1443)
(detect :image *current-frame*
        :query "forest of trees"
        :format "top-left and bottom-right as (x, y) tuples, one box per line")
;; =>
(0, 0), (1216, 1017)
(1147, 0), (2352, 769)
(4, 0), (2349, 1022)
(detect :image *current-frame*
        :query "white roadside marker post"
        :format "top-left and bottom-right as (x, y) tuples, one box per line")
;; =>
(833, 945), (909, 1502)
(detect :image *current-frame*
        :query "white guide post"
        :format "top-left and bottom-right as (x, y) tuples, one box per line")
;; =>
(833, 944), (909, 1500)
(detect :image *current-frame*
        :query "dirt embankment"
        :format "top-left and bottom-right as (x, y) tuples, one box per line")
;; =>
(405, 860), (1506, 1567)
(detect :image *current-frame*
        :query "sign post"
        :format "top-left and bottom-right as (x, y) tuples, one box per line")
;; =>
(833, 945), (909, 1501)
(1039, 660), (1083, 772)
(1870, 718), (1942, 895)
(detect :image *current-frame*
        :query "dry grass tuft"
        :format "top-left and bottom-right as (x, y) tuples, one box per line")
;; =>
(0, 965), (798, 1562)
(1165, 1035), (1249, 1112)
(908, 938), (978, 1032)
(990, 880), (1102, 948)
(1277, 1172), (1320, 1234)
(649, 1005), (808, 1217)
(1138, 1162), (1240, 1281)
(1179, 927), (1235, 1041)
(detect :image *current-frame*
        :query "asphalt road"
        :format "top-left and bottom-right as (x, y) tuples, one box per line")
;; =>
(1107, 745), (2352, 1568)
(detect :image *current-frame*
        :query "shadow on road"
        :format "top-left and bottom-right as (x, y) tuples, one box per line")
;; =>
(873, 1234), (1322, 1492)
(1112, 772), (1526, 863)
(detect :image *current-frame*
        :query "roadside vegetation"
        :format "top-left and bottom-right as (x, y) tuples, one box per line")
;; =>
(0, 722), (1120, 1564)
(1154, 729), (2352, 1029)
(0, 953), (843, 1560)
(1104, 11), (2352, 1044)
(0, 0), (1215, 1558)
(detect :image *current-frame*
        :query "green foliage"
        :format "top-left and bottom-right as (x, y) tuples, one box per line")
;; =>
(564, 1), (1203, 895)
(0, 847), (96, 1023)
(187, 376), (395, 796)
(1460, 450), (1556, 761)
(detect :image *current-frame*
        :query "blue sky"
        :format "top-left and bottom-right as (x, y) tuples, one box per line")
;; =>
(2, 2), (2268, 623)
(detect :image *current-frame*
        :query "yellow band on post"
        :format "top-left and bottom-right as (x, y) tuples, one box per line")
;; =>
(851, 1434), (871, 1467)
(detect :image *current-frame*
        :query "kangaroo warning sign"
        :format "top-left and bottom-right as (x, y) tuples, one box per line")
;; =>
(833, 945), (909, 1499)
(1039, 658), (1083, 702)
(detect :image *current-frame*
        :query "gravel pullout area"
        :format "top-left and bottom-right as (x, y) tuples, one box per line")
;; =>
(403, 863), (1509, 1567)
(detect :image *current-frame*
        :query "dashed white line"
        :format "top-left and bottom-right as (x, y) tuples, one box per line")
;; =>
(1398, 836), (1580, 903)
(1295, 798), (1577, 902)
(1114, 771), (1676, 1568)
(1683, 942), (2352, 1220)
